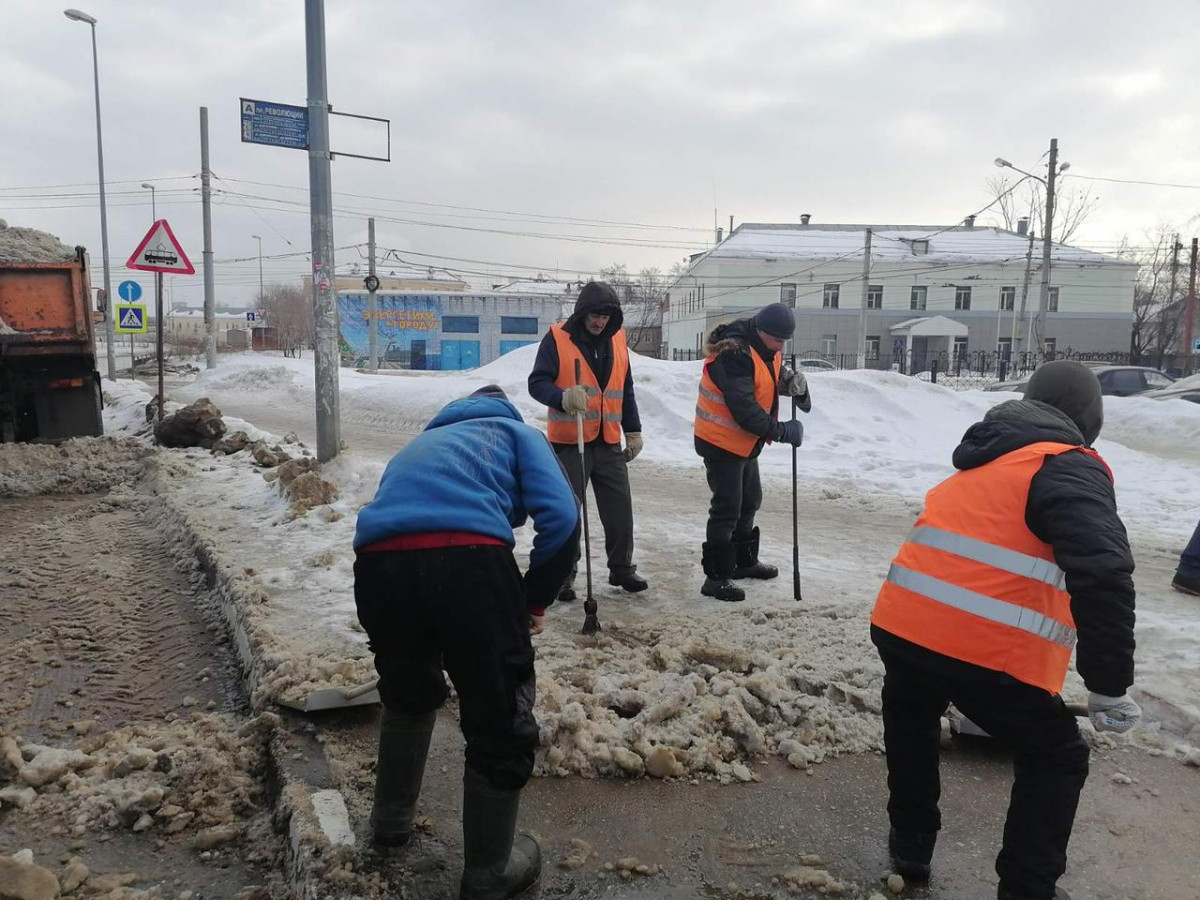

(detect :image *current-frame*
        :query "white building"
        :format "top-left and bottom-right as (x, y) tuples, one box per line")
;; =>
(664, 222), (1137, 366)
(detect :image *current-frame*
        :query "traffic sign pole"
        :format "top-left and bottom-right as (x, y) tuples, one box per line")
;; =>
(156, 271), (164, 428)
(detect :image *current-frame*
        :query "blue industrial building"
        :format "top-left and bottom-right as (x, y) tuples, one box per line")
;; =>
(336, 291), (565, 370)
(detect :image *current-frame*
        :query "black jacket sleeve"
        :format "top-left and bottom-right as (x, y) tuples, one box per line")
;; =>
(621, 364), (642, 433)
(527, 332), (564, 411)
(708, 350), (780, 440)
(1026, 451), (1136, 696)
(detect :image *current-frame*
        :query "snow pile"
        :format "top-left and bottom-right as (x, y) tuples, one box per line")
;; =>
(0, 218), (77, 263)
(0, 438), (149, 497)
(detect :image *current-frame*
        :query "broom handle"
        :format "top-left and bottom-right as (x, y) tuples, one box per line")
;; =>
(574, 359), (594, 603)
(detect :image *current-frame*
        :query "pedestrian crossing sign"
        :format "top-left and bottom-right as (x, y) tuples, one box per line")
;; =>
(115, 303), (148, 334)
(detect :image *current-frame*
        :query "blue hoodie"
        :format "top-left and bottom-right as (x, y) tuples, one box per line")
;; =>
(353, 395), (579, 570)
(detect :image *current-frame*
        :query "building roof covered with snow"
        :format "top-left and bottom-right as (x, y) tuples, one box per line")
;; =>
(493, 278), (584, 296)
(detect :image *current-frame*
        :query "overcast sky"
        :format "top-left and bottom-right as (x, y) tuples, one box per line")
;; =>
(4, 0), (1200, 306)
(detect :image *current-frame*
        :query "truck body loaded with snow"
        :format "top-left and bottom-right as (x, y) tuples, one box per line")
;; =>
(0, 247), (104, 442)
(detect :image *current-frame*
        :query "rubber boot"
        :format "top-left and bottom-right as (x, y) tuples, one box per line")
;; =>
(888, 826), (934, 882)
(371, 707), (436, 847)
(998, 888), (1070, 900)
(733, 528), (779, 580)
(701, 541), (745, 602)
(459, 767), (541, 900)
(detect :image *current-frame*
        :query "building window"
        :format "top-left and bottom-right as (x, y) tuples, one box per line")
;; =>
(953, 336), (969, 360)
(501, 316), (539, 334)
(997, 337), (1013, 360)
(823, 284), (840, 309)
(867, 285), (883, 309)
(1044, 337), (1057, 358)
(999, 286), (1015, 311)
(910, 239), (930, 256)
(442, 315), (479, 333)
(910, 286), (927, 310)
(780, 283), (797, 307)
(821, 334), (838, 358)
(955, 286), (972, 310)
(866, 335), (880, 360)
(1047, 286), (1059, 312)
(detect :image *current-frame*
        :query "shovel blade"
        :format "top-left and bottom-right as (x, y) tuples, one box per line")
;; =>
(277, 680), (381, 713)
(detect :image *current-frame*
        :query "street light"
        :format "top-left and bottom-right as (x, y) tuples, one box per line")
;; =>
(65, 7), (116, 381)
(251, 235), (264, 305)
(994, 140), (1070, 354)
(140, 182), (156, 221)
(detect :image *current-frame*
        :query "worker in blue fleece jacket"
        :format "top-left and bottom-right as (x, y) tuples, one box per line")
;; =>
(353, 385), (578, 900)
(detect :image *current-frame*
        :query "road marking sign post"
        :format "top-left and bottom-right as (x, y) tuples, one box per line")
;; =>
(125, 220), (196, 431)
(115, 305), (147, 333)
(246, 311), (257, 323)
(117, 281), (144, 377)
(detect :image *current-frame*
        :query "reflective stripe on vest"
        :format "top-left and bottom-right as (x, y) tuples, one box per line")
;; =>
(693, 348), (780, 457)
(545, 324), (629, 444)
(886, 563), (1076, 649)
(906, 526), (1067, 590)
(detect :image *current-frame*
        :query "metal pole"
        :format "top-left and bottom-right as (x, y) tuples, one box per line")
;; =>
(1014, 231), (1035, 366)
(306, 0), (341, 462)
(155, 271), (164, 426)
(1160, 235), (1180, 369)
(85, 23), (117, 382)
(1185, 238), (1198, 376)
(1033, 138), (1058, 352)
(856, 228), (872, 369)
(367, 217), (378, 371)
(201, 107), (217, 369)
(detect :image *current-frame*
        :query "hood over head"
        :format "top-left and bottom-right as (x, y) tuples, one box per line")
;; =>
(952, 398), (1087, 471)
(566, 281), (624, 339)
(425, 394), (523, 431)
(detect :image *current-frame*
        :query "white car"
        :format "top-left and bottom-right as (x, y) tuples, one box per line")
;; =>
(796, 358), (837, 372)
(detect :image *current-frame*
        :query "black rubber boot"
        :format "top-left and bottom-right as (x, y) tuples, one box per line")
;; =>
(557, 584), (577, 603)
(733, 528), (779, 580)
(998, 888), (1070, 900)
(371, 708), (436, 847)
(1172, 568), (1200, 596)
(701, 541), (745, 603)
(608, 571), (649, 593)
(459, 767), (541, 900)
(888, 827), (934, 882)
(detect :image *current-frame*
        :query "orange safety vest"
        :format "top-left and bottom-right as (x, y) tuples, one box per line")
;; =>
(545, 323), (629, 444)
(871, 441), (1112, 694)
(693, 348), (781, 457)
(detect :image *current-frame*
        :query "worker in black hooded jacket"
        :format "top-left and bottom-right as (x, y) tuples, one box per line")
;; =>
(693, 302), (810, 602)
(871, 360), (1141, 900)
(528, 281), (647, 599)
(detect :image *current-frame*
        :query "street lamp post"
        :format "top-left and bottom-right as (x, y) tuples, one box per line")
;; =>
(995, 140), (1070, 355)
(140, 182), (156, 221)
(251, 235), (264, 306)
(65, 8), (116, 381)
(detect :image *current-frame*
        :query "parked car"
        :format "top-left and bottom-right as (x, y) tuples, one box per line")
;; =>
(1142, 372), (1200, 404)
(796, 358), (837, 372)
(985, 365), (1175, 397)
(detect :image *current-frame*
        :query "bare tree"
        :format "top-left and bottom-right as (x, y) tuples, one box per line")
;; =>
(984, 174), (1100, 244)
(1122, 227), (1183, 364)
(258, 283), (313, 358)
(599, 264), (666, 356)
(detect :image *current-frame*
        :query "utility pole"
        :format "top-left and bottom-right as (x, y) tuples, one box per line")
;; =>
(1033, 137), (1058, 353)
(1162, 234), (1180, 368)
(200, 106), (217, 370)
(306, 0), (341, 462)
(367, 217), (378, 371)
(1186, 238), (1198, 376)
(1013, 230), (1036, 366)
(856, 228), (872, 369)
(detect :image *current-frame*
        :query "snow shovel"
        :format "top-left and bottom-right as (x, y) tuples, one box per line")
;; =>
(790, 364), (803, 603)
(575, 359), (601, 635)
(949, 701), (1089, 738)
(277, 678), (380, 713)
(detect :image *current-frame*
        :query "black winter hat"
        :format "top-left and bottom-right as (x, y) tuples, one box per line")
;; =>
(1024, 360), (1104, 445)
(470, 384), (508, 400)
(575, 281), (621, 314)
(752, 302), (796, 339)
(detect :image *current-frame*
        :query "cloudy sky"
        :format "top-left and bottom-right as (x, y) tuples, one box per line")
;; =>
(3, 0), (1200, 306)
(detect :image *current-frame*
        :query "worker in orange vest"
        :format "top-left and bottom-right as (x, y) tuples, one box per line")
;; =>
(693, 302), (809, 602)
(871, 360), (1141, 900)
(528, 281), (647, 598)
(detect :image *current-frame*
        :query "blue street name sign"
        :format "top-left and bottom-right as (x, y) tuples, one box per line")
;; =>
(118, 280), (142, 302)
(240, 98), (309, 150)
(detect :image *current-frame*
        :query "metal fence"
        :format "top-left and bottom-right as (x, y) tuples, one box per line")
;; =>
(670, 347), (1194, 391)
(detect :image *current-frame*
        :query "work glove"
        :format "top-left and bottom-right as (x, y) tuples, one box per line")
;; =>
(623, 432), (643, 462)
(778, 366), (808, 398)
(775, 419), (804, 447)
(561, 385), (589, 414)
(1087, 692), (1142, 734)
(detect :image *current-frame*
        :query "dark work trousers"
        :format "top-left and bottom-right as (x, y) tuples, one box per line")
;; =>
(353, 545), (538, 791)
(703, 456), (763, 544)
(554, 440), (636, 578)
(876, 636), (1090, 900)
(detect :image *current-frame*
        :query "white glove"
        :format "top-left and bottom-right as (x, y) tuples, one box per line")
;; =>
(623, 432), (643, 462)
(779, 366), (808, 398)
(1088, 692), (1142, 734)
(561, 385), (589, 414)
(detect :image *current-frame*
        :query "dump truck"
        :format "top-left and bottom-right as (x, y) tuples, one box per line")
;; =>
(0, 246), (104, 442)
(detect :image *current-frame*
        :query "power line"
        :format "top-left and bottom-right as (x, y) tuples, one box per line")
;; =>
(1065, 173), (1200, 190)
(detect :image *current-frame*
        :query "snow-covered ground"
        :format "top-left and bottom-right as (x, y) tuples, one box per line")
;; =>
(101, 348), (1200, 776)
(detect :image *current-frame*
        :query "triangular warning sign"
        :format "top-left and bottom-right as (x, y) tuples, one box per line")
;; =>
(120, 308), (143, 328)
(126, 219), (195, 274)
